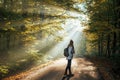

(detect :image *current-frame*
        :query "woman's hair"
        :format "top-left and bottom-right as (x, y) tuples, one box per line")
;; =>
(68, 40), (74, 47)
(68, 40), (75, 53)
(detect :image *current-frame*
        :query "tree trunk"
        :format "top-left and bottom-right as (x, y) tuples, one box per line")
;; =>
(101, 33), (103, 56)
(3, 0), (7, 8)
(0, 34), (2, 51)
(10, 0), (13, 11)
(106, 34), (111, 57)
(118, 31), (120, 54)
(40, 3), (45, 21)
(22, 0), (28, 13)
(98, 35), (101, 56)
(112, 32), (117, 56)
(6, 33), (10, 49)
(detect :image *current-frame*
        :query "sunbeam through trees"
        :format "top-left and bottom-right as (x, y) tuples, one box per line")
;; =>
(0, 0), (120, 80)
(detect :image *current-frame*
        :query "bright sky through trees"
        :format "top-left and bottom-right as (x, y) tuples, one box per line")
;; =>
(21, 2), (88, 62)
(25, 17), (85, 63)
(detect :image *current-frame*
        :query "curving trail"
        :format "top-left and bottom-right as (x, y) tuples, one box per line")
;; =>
(3, 58), (102, 80)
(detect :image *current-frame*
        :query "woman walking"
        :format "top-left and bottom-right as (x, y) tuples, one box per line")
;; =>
(64, 40), (75, 76)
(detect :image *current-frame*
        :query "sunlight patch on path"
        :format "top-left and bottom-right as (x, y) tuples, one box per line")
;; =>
(72, 58), (99, 80)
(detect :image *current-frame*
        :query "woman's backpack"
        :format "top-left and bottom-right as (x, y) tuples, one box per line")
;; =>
(64, 48), (69, 57)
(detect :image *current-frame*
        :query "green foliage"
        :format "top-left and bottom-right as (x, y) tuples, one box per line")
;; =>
(0, 7), (23, 21)
(0, 65), (9, 78)
(0, 52), (42, 78)
(28, 52), (42, 61)
(84, 0), (119, 57)
(54, 0), (73, 7)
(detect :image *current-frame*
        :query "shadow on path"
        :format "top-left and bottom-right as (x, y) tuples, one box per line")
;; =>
(61, 75), (74, 80)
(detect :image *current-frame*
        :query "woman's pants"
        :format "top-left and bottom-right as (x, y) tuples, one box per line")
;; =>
(64, 59), (72, 75)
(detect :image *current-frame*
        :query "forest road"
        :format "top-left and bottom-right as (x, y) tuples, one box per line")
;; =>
(3, 58), (103, 80)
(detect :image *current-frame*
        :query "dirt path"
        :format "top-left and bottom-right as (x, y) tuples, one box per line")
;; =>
(3, 58), (102, 80)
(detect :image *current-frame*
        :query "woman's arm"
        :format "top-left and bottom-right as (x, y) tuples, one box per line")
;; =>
(73, 46), (75, 54)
